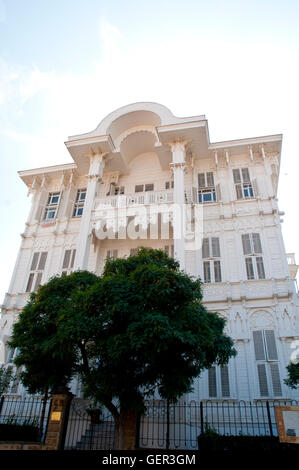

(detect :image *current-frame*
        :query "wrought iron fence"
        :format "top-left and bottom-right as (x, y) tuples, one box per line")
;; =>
(63, 398), (299, 450)
(139, 399), (299, 449)
(0, 394), (51, 443)
(64, 399), (115, 450)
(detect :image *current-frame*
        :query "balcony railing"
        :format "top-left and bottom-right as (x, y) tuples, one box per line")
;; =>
(96, 188), (201, 210)
(97, 190), (174, 209)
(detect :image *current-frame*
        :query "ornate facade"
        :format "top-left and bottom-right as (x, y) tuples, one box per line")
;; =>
(1, 102), (299, 402)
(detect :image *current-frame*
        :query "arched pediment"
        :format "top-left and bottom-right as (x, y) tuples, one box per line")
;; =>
(249, 310), (275, 329)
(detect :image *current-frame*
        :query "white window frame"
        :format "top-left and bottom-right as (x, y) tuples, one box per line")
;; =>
(165, 181), (174, 190)
(135, 183), (154, 193)
(106, 249), (118, 260)
(43, 192), (61, 221)
(208, 365), (231, 398)
(73, 189), (86, 217)
(233, 168), (254, 199)
(61, 249), (76, 275)
(198, 172), (216, 204)
(252, 329), (282, 397)
(242, 233), (265, 280)
(26, 251), (48, 292)
(202, 237), (222, 283)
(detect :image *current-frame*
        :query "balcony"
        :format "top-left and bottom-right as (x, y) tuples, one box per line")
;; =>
(97, 190), (174, 209)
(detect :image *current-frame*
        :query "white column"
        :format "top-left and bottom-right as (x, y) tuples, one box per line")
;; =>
(169, 142), (187, 270)
(74, 153), (105, 270)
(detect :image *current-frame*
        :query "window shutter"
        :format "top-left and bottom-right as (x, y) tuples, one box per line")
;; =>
(264, 330), (278, 361)
(214, 260), (222, 283)
(269, 363), (282, 396)
(241, 168), (250, 183)
(252, 233), (262, 253)
(26, 273), (34, 293)
(202, 238), (210, 258)
(257, 364), (269, 396)
(253, 331), (266, 360)
(30, 252), (39, 271)
(242, 234), (251, 255)
(203, 261), (211, 283)
(256, 257), (265, 279)
(233, 169), (241, 184)
(35, 188), (48, 222)
(38, 252), (48, 271)
(220, 366), (230, 397)
(135, 185), (144, 193)
(208, 367), (217, 397)
(113, 250), (118, 259)
(34, 271), (43, 291)
(245, 257), (254, 280)
(235, 184), (243, 199)
(211, 237), (220, 257)
(206, 172), (214, 187)
(198, 173), (206, 188)
(63, 250), (71, 269)
(70, 249), (76, 269)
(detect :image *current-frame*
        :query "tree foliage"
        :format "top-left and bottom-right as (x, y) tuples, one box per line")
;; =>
(0, 365), (16, 396)
(284, 362), (299, 389)
(9, 248), (236, 448)
(9, 270), (98, 394)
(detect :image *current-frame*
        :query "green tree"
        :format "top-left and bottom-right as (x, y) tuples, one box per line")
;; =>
(0, 365), (15, 396)
(9, 270), (98, 394)
(10, 249), (236, 450)
(62, 248), (236, 449)
(284, 362), (299, 389)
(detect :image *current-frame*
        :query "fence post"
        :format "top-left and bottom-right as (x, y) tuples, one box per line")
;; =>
(266, 401), (273, 437)
(200, 401), (204, 435)
(166, 400), (170, 450)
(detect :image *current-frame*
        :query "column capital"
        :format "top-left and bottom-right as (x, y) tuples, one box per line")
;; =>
(166, 140), (190, 153)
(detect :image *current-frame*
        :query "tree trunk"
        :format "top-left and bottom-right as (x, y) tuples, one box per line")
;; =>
(114, 408), (138, 450)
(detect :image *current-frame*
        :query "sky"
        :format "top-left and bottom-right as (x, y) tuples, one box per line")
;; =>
(0, 0), (299, 303)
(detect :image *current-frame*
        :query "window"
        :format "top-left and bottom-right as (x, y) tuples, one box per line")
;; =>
(202, 237), (222, 283)
(164, 245), (174, 258)
(61, 249), (76, 275)
(135, 184), (154, 193)
(165, 181), (174, 190)
(43, 192), (60, 221)
(242, 233), (265, 280)
(198, 172), (216, 203)
(107, 184), (124, 196)
(208, 365), (230, 398)
(73, 189), (86, 217)
(106, 249), (118, 260)
(253, 329), (282, 397)
(26, 252), (47, 292)
(233, 168), (254, 199)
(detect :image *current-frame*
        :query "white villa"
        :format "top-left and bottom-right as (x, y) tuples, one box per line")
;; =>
(1, 102), (299, 403)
